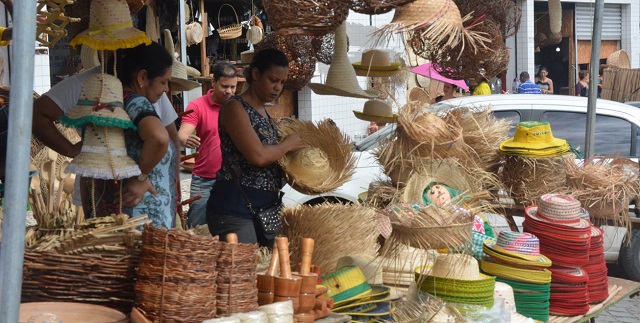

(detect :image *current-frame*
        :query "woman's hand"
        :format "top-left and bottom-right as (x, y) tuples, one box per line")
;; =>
(185, 134), (201, 149)
(282, 133), (307, 153)
(121, 178), (158, 208)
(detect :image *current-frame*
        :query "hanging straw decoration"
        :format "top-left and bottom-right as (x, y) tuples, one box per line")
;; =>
(500, 154), (573, 207)
(565, 157), (638, 230)
(255, 33), (316, 92)
(262, 0), (349, 36)
(280, 203), (378, 273)
(277, 118), (356, 194)
(453, 0), (521, 38)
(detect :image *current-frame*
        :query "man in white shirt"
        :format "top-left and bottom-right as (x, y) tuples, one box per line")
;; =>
(32, 65), (180, 208)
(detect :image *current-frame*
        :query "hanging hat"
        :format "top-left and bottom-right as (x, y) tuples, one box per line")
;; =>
(308, 23), (379, 99)
(494, 282), (537, 323)
(352, 49), (401, 77)
(60, 74), (136, 130)
(80, 45), (100, 70)
(70, 0), (152, 50)
(66, 124), (141, 180)
(525, 194), (591, 229)
(483, 231), (552, 265)
(278, 118), (356, 195)
(353, 100), (397, 124)
(499, 121), (570, 156)
(240, 50), (254, 64)
(163, 29), (200, 92)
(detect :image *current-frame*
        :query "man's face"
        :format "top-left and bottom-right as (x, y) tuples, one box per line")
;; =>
(212, 76), (238, 104)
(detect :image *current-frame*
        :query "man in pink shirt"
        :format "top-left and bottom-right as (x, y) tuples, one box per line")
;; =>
(178, 61), (238, 227)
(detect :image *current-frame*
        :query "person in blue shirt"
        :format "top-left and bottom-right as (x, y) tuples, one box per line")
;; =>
(517, 71), (542, 94)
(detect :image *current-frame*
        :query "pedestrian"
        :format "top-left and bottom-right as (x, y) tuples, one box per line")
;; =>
(178, 61), (238, 228)
(517, 71), (542, 94)
(205, 48), (306, 247)
(575, 71), (589, 97)
(435, 83), (458, 102)
(473, 68), (492, 95)
(536, 67), (554, 94)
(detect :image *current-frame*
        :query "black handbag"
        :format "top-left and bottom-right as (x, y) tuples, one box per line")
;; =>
(235, 181), (283, 234)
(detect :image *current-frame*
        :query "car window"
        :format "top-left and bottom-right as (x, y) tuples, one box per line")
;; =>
(493, 110), (521, 137)
(540, 111), (633, 156)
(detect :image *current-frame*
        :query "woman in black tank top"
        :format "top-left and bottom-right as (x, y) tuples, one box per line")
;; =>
(536, 67), (554, 94)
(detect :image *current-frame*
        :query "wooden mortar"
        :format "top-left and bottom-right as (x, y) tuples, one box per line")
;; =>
(274, 237), (301, 312)
(257, 242), (279, 305)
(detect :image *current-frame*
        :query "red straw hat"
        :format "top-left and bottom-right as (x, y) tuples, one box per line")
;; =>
(525, 194), (591, 230)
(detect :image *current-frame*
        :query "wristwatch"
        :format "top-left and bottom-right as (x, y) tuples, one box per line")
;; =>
(137, 174), (149, 182)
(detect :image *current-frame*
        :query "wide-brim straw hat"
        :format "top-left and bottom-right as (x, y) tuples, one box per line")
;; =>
(70, 0), (152, 50)
(278, 118), (356, 194)
(483, 230), (551, 264)
(400, 160), (472, 205)
(525, 194), (591, 229)
(308, 23), (379, 99)
(66, 125), (141, 180)
(500, 121), (570, 156)
(429, 254), (483, 281)
(60, 74), (136, 130)
(353, 99), (397, 124)
(336, 256), (383, 285)
(352, 49), (401, 77)
(164, 30), (200, 92)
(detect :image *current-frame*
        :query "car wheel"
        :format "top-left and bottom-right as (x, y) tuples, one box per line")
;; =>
(620, 229), (640, 281)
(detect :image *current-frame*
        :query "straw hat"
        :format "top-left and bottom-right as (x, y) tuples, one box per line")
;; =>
(525, 194), (591, 229)
(494, 282), (536, 323)
(164, 29), (200, 92)
(240, 50), (254, 64)
(400, 160), (472, 205)
(321, 266), (372, 304)
(70, 0), (152, 50)
(336, 256), (383, 285)
(483, 231), (552, 265)
(278, 118), (356, 194)
(352, 49), (401, 77)
(499, 121), (570, 157)
(353, 100), (397, 124)
(60, 74), (136, 131)
(66, 124), (141, 180)
(308, 23), (379, 99)
(80, 45), (100, 70)
(429, 254), (482, 281)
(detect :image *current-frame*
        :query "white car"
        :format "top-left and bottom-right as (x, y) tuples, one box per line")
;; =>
(282, 94), (640, 281)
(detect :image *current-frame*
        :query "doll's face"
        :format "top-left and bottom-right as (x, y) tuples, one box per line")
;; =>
(425, 184), (451, 207)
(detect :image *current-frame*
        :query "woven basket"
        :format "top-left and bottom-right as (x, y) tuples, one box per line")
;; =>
(215, 241), (259, 317)
(255, 33), (317, 92)
(218, 4), (242, 40)
(349, 0), (417, 15)
(454, 0), (521, 38)
(263, 0), (349, 36)
(22, 251), (139, 314)
(606, 49), (631, 69)
(135, 225), (221, 322)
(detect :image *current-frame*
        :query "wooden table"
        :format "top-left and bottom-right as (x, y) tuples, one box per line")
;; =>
(547, 276), (640, 323)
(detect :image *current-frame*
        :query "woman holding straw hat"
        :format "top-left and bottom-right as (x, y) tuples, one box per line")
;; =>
(112, 42), (177, 228)
(206, 48), (306, 247)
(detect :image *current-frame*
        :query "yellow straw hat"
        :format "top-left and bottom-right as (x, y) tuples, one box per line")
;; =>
(308, 22), (379, 99)
(70, 0), (152, 50)
(353, 99), (397, 124)
(499, 121), (570, 156)
(164, 29), (200, 92)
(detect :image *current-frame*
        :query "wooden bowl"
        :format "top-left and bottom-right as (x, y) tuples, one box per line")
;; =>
(19, 302), (128, 323)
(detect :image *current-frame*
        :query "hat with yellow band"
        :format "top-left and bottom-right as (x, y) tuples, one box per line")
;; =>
(321, 266), (372, 306)
(483, 231), (552, 265)
(499, 121), (570, 156)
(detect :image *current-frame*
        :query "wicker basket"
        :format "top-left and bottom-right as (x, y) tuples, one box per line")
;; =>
(607, 50), (631, 69)
(215, 241), (259, 317)
(217, 4), (242, 40)
(262, 0), (349, 36)
(349, 0), (417, 15)
(255, 33), (317, 92)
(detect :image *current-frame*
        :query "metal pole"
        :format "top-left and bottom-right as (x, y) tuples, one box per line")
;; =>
(0, 0), (37, 321)
(584, 0), (604, 160)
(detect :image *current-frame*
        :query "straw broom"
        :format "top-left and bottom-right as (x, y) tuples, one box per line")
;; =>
(280, 203), (378, 273)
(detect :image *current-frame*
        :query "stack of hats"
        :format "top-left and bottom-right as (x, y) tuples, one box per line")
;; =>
(584, 225), (609, 303)
(481, 230), (552, 322)
(494, 282), (536, 323)
(524, 194), (592, 316)
(321, 266), (394, 322)
(499, 121), (570, 157)
(415, 254), (496, 309)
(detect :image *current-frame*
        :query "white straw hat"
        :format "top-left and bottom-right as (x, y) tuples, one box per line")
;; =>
(80, 45), (100, 70)
(307, 22), (379, 99)
(70, 0), (151, 50)
(164, 29), (200, 92)
(353, 99), (397, 124)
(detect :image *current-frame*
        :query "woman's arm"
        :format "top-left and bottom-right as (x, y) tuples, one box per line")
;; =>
(220, 100), (305, 167)
(548, 79), (554, 94)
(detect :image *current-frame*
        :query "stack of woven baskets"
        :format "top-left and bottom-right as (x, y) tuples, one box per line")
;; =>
(134, 225), (221, 322)
(215, 241), (259, 317)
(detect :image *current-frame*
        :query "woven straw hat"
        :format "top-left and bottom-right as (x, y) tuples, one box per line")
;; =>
(80, 45), (100, 70)
(499, 121), (570, 156)
(336, 256), (383, 285)
(60, 74), (136, 130)
(494, 282), (536, 323)
(352, 49), (401, 77)
(353, 100), (397, 124)
(525, 194), (591, 229)
(308, 23), (379, 99)
(400, 160), (471, 205)
(483, 231), (552, 265)
(70, 0), (151, 50)
(278, 118), (356, 194)
(240, 50), (254, 64)
(321, 266), (372, 304)
(66, 124), (141, 180)
(429, 254), (482, 281)
(164, 29), (200, 92)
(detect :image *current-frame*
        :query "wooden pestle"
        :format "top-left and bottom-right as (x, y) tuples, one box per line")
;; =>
(226, 233), (238, 244)
(267, 241), (280, 276)
(276, 237), (292, 278)
(299, 238), (315, 275)
(315, 286), (328, 296)
(317, 296), (334, 309)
